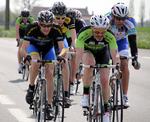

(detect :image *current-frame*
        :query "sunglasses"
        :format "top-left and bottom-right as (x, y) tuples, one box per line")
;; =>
(40, 24), (52, 28)
(93, 28), (107, 34)
(114, 16), (126, 21)
(55, 16), (66, 20)
(22, 18), (28, 20)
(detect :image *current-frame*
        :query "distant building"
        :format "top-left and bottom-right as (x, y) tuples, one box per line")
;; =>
(31, 6), (92, 25)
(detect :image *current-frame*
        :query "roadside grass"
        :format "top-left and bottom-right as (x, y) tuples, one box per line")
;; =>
(136, 27), (150, 49)
(0, 26), (150, 49)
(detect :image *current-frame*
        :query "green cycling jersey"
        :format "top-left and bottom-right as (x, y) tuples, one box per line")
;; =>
(16, 16), (35, 30)
(76, 26), (118, 52)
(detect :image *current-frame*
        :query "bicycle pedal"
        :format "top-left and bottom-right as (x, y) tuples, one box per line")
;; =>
(29, 104), (34, 110)
(83, 107), (89, 116)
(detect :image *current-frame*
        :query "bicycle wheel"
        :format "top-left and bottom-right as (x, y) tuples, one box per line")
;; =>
(33, 79), (40, 116)
(88, 81), (95, 122)
(110, 79), (123, 122)
(22, 65), (29, 81)
(95, 85), (104, 122)
(53, 75), (65, 122)
(37, 79), (47, 122)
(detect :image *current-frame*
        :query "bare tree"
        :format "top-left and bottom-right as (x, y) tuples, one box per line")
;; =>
(129, 0), (134, 17)
(139, 0), (145, 27)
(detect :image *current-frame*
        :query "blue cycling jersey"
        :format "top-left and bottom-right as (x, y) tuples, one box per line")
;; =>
(105, 12), (136, 41)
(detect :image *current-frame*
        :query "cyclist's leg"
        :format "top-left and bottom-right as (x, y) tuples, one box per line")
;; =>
(117, 38), (130, 106)
(80, 51), (95, 107)
(26, 44), (40, 104)
(57, 38), (70, 98)
(17, 38), (23, 73)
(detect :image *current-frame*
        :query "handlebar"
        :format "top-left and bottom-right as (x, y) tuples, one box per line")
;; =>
(32, 59), (58, 64)
(80, 64), (117, 69)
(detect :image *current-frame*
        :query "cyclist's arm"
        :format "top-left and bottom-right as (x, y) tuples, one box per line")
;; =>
(15, 23), (20, 40)
(128, 34), (138, 57)
(110, 49), (120, 65)
(57, 41), (67, 57)
(20, 40), (30, 58)
(70, 29), (77, 48)
(75, 47), (84, 75)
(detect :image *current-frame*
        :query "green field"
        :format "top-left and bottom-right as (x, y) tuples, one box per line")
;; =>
(0, 26), (150, 49)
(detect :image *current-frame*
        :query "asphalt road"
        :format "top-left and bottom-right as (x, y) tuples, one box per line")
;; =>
(0, 37), (150, 122)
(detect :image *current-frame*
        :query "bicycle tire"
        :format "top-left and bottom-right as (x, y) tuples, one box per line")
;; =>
(37, 79), (47, 122)
(22, 65), (29, 81)
(96, 85), (104, 122)
(53, 75), (65, 122)
(110, 79), (123, 122)
(88, 81), (95, 122)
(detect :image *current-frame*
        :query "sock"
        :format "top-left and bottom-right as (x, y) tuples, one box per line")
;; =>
(65, 91), (68, 97)
(83, 85), (90, 95)
(104, 102), (108, 112)
(70, 82), (74, 85)
(123, 94), (127, 97)
(19, 63), (22, 67)
(29, 84), (35, 90)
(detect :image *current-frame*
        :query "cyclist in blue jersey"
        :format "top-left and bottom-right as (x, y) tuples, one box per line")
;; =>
(21, 10), (66, 120)
(105, 2), (141, 108)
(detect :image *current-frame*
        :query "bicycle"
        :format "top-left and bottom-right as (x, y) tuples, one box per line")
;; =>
(108, 56), (134, 122)
(52, 61), (65, 122)
(80, 63), (117, 122)
(30, 59), (58, 122)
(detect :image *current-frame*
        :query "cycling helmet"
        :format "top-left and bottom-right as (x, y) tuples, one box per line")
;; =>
(66, 9), (76, 18)
(38, 10), (54, 23)
(74, 9), (82, 20)
(90, 14), (110, 28)
(51, 2), (67, 16)
(111, 2), (129, 17)
(21, 8), (30, 17)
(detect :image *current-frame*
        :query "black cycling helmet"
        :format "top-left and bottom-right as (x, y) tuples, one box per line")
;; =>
(51, 2), (67, 16)
(21, 8), (30, 17)
(66, 9), (76, 18)
(38, 10), (54, 23)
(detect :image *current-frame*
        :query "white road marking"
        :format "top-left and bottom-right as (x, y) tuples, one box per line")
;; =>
(8, 108), (34, 122)
(142, 57), (150, 59)
(0, 95), (14, 105)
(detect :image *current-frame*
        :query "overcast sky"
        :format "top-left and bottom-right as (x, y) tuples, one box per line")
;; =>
(0, 0), (150, 22)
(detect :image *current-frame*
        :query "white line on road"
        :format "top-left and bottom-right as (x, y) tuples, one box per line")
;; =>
(142, 56), (150, 59)
(0, 95), (14, 105)
(8, 108), (34, 122)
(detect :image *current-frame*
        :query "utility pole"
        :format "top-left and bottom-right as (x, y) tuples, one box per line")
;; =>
(5, 0), (10, 30)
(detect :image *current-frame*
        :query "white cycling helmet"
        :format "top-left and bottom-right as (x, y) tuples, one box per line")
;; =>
(90, 14), (110, 28)
(74, 9), (82, 20)
(111, 2), (129, 17)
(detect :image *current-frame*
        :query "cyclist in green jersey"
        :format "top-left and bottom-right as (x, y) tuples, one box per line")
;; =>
(75, 14), (120, 122)
(16, 8), (35, 73)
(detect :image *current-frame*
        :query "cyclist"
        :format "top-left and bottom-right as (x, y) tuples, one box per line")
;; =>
(51, 1), (77, 103)
(66, 9), (86, 95)
(74, 14), (121, 122)
(21, 10), (66, 120)
(105, 2), (141, 107)
(15, 8), (35, 73)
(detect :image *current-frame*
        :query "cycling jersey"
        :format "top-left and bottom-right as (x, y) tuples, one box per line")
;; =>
(76, 26), (118, 65)
(16, 16), (35, 38)
(24, 22), (63, 60)
(105, 12), (136, 41)
(76, 26), (117, 51)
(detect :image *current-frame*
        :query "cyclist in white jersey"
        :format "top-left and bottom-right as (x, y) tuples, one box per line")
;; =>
(105, 2), (141, 107)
